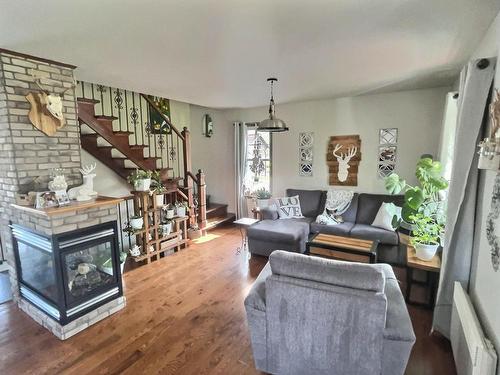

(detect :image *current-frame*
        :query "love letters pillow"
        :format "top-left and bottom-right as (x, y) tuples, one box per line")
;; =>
(276, 195), (304, 219)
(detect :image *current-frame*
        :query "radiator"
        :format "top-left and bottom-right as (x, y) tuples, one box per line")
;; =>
(450, 282), (497, 375)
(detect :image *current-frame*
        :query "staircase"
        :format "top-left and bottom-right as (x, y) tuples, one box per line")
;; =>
(78, 98), (160, 179)
(75, 82), (210, 229)
(205, 203), (236, 230)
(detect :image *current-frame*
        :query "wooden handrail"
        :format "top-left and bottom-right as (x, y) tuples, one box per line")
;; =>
(140, 94), (185, 141)
(186, 171), (199, 184)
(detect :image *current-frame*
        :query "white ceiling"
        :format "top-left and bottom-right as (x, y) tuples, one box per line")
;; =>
(0, 0), (499, 108)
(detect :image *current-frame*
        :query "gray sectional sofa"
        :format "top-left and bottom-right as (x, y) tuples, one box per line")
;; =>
(244, 250), (416, 374)
(247, 188), (405, 265)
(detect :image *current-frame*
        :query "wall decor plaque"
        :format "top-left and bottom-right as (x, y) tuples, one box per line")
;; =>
(327, 135), (361, 186)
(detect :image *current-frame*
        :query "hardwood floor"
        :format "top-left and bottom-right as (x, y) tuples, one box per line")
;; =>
(0, 226), (456, 374)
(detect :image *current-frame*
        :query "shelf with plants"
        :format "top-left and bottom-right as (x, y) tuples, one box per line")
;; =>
(125, 169), (190, 264)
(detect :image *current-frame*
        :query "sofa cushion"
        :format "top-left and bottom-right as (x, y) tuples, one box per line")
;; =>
(269, 250), (386, 292)
(341, 192), (359, 223)
(286, 189), (326, 218)
(350, 224), (399, 245)
(310, 221), (355, 236)
(247, 219), (310, 244)
(356, 193), (405, 225)
(275, 195), (304, 219)
(372, 202), (401, 231)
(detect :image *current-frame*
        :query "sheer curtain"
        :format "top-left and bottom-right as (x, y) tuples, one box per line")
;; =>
(234, 122), (249, 219)
(432, 58), (496, 337)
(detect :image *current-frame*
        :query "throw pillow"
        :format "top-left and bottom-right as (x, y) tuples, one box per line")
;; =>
(371, 202), (402, 231)
(276, 195), (304, 219)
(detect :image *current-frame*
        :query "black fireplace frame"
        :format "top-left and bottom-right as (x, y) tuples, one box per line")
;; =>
(11, 221), (123, 325)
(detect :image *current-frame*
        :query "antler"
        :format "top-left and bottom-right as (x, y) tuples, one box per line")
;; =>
(32, 75), (50, 94)
(332, 144), (343, 159)
(345, 146), (357, 161)
(80, 163), (96, 175)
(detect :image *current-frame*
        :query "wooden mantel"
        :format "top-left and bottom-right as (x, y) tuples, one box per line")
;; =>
(11, 196), (123, 217)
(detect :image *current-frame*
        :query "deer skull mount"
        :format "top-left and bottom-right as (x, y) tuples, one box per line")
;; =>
(25, 75), (74, 136)
(327, 135), (362, 186)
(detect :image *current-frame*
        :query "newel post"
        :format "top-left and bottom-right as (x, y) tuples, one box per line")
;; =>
(181, 127), (195, 224)
(196, 169), (207, 230)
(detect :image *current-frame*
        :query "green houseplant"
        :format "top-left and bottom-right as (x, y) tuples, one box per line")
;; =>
(409, 213), (444, 260)
(385, 157), (448, 260)
(150, 171), (167, 206)
(254, 188), (272, 208)
(127, 169), (152, 192)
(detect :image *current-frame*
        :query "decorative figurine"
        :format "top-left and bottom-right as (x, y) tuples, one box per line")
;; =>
(68, 163), (98, 201)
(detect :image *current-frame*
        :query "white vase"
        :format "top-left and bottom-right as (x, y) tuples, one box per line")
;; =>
(162, 223), (172, 236)
(165, 209), (175, 219)
(155, 194), (164, 207)
(134, 178), (151, 192)
(176, 206), (186, 217)
(414, 243), (439, 261)
(130, 217), (144, 230)
(257, 199), (270, 209)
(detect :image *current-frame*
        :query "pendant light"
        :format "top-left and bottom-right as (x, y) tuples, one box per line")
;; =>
(258, 78), (289, 132)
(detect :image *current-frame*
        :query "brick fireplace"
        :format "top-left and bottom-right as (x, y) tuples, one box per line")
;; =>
(0, 49), (125, 339)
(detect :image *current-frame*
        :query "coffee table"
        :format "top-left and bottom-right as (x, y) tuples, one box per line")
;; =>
(306, 233), (379, 263)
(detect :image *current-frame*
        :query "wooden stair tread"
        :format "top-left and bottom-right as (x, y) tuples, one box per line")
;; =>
(206, 203), (228, 214)
(114, 131), (134, 136)
(95, 115), (118, 120)
(77, 98), (100, 104)
(206, 213), (236, 230)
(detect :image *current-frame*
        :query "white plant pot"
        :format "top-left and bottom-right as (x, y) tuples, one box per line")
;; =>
(414, 243), (439, 261)
(130, 217), (144, 230)
(176, 206), (186, 217)
(257, 199), (270, 209)
(134, 178), (151, 192)
(155, 194), (164, 207)
(165, 209), (175, 219)
(162, 223), (172, 236)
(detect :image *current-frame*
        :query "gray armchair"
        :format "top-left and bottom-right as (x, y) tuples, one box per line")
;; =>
(244, 251), (415, 375)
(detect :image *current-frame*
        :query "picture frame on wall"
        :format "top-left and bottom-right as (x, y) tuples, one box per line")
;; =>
(379, 128), (398, 145)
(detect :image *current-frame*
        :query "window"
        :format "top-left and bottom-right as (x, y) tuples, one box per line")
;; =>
(244, 128), (272, 194)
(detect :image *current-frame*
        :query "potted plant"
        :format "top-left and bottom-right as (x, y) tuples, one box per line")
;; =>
(129, 215), (144, 230)
(254, 188), (272, 208)
(161, 219), (173, 236)
(385, 157), (448, 260)
(127, 169), (152, 192)
(164, 203), (175, 219)
(188, 223), (202, 239)
(150, 171), (167, 206)
(410, 213), (444, 261)
(175, 201), (188, 217)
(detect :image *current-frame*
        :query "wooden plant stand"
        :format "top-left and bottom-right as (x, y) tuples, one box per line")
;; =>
(130, 190), (189, 264)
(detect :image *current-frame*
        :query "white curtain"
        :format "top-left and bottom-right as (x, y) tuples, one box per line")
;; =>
(234, 122), (249, 219)
(432, 58), (496, 337)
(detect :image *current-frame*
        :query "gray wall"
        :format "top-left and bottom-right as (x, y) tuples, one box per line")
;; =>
(469, 12), (500, 364)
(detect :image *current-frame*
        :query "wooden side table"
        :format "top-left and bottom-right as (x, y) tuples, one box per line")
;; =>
(406, 246), (441, 308)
